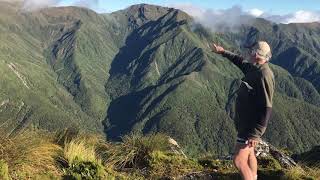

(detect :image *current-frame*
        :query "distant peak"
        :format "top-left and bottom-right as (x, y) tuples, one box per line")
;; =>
(114, 3), (191, 27)
(122, 3), (172, 19)
(126, 3), (171, 11)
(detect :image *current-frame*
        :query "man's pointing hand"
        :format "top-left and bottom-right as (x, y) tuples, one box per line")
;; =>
(210, 43), (225, 54)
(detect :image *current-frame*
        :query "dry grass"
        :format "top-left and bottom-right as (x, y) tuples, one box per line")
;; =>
(281, 165), (320, 180)
(0, 129), (319, 179)
(282, 166), (306, 180)
(12, 143), (63, 179)
(303, 165), (320, 179)
(0, 130), (62, 179)
(105, 133), (171, 170)
(0, 160), (9, 180)
(63, 139), (98, 164)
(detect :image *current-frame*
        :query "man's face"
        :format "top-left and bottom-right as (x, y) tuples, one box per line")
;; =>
(250, 51), (268, 64)
(248, 49), (258, 64)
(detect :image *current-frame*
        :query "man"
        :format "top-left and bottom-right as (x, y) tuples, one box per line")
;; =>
(211, 41), (275, 180)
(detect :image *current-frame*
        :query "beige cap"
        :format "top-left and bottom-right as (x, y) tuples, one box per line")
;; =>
(254, 41), (272, 61)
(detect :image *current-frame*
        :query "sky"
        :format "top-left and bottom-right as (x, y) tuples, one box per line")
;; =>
(9, 0), (320, 24)
(57, 0), (320, 14)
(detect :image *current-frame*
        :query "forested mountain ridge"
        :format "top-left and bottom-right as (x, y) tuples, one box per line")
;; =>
(0, 2), (319, 155)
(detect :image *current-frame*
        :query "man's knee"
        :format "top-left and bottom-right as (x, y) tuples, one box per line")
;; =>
(233, 144), (252, 169)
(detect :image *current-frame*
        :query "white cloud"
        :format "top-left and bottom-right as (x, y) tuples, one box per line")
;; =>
(171, 3), (320, 32)
(0, 0), (22, 2)
(248, 8), (264, 17)
(261, 10), (320, 24)
(172, 4), (255, 32)
(22, 0), (62, 10)
(73, 0), (98, 9)
(170, 3), (205, 19)
(19, 0), (99, 11)
(283, 10), (320, 23)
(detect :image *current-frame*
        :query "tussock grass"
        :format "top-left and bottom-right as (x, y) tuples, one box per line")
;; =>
(0, 130), (62, 178)
(55, 129), (111, 179)
(15, 143), (63, 178)
(304, 166), (320, 179)
(0, 128), (319, 179)
(63, 140), (97, 164)
(55, 127), (81, 146)
(104, 133), (204, 178)
(105, 133), (172, 169)
(281, 165), (316, 180)
(0, 160), (9, 180)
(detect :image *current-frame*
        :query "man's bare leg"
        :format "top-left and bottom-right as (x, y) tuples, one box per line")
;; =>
(233, 143), (254, 180)
(248, 147), (258, 179)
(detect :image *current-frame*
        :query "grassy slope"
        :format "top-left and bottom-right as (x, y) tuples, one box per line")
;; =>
(1, 130), (319, 179)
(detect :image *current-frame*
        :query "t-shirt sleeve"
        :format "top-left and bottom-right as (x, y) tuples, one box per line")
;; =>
(257, 74), (274, 108)
(222, 50), (252, 74)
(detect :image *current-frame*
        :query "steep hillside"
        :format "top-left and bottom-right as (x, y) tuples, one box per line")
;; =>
(0, 2), (319, 155)
(104, 5), (320, 154)
(0, 2), (120, 133)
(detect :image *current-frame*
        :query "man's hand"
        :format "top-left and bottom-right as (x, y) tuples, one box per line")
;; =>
(248, 139), (259, 148)
(210, 43), (225, 54)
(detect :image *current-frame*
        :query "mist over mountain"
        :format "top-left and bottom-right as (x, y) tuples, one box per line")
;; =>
(0, 1), (320, 156)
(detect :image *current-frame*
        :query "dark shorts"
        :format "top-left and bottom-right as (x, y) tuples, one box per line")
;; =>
(236, 137), (249, 145)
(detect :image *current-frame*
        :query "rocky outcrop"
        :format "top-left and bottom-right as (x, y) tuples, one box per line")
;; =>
(168, 137), (187, 158)
(180, 140), (298, 180)
(255, 141), (297, 168)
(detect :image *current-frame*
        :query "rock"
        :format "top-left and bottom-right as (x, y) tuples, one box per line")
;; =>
(168, 137), (187, 158)
(255, 140), (270, 157)
(219, 140), (297, 168)
(255, 140), (297, 168)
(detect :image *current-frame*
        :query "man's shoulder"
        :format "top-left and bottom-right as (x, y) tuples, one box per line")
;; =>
(260, 64), (274, 79)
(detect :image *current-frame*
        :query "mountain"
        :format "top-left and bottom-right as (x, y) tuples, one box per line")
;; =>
(0, 2), (319, 156)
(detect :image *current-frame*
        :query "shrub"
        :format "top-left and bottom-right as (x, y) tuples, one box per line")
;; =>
(258, 155), (282, 171)
(63, 159), (106, 180)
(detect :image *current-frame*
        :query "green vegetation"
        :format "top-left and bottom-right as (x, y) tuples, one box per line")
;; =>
(294, 146), (320, 168)
(0, 1), (320, 157)
(0, 129), (319, 179)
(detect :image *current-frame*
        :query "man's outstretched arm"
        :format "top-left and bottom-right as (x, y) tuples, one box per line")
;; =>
(210, 43), (250, 74)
